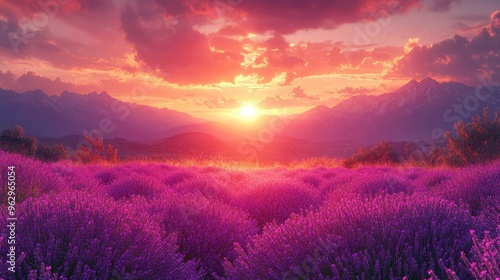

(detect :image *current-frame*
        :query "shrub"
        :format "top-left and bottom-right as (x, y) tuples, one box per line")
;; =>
(445, 108), (500, 166)
(415, 169), (455, 190)
(343, 141), (402, 168)
(35, 143), (69, 162)
(106, 175), (165, 200)
(142, 194), (258, 278)
(224, 195), (484, 279)
(50, 163), (102, 192)
(94, 168), (119, 185)
(480, 196), (500, 232)
(350, 167), (415, 197)
(0, 125), (37, 157)
(169, 175), (229, 201)
(75, 130), (117, 164)
(0, 192), (201, 279)
(229, 177), (322, 228)
(294, 169), (325, 188)
(436, 164), (500, 215)
(462, 230), (500, 279)
(163, 169), (198, 186)
(0, 151), (65, 204)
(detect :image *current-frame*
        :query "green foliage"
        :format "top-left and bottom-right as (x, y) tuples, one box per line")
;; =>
(0, 125), (37, 157)
(343, 141), (402, 168)
(75, 130), (118, 164)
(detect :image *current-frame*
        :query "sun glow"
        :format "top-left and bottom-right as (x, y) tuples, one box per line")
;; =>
(239, 103), (258, 120)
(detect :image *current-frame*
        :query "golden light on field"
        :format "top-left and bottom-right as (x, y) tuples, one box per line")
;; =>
(239, 103), (258, 120)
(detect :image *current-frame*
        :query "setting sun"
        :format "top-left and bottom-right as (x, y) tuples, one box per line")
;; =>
(239, 104), (258, 120)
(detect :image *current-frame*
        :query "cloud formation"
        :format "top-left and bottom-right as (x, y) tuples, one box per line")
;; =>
(116, 0), (453, 84)
(0, 0), (495, 92)
(0, 71), (98, 95)
(203, 97), (240, 109)
(389, 13), (500, 85)
(491, 10), (500, 35)
(257, 86), (319, 109)
(120, 3), (245, 84)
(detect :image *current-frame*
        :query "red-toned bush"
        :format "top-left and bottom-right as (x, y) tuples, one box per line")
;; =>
(445, 109), (500, 166)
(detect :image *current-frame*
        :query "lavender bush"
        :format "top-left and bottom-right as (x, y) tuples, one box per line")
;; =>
(50, 163), (101, 192)
(463, 230), (500, 279)
(0, 192), (201, 280)
(105, 174), (165, 200)
(437, 164), (500, 215)
(141, 194), (258, 278)
(0, 151), (65, 204)
(229, 177), (323, 228)
(1, 151), (499, 279)
(225, 195), (484, 279)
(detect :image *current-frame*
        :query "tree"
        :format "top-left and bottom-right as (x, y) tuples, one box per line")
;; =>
(75, 130), (118, 164)
(445, 108), (500, 166)
(0, 125), (37, 157)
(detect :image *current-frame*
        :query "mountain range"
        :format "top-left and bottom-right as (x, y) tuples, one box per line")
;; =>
(1, 78), (499, 159)
(284, 78), (500, 145)
(0, 89), (201, 141)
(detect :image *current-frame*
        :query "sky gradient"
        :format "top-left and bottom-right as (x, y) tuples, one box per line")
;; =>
(0, 0), (499, 120)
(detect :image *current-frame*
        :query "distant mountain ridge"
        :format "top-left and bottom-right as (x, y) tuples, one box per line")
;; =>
(1, 78), (499, 147)
(283, 78), (500, 145)
(0, 89), (202, 141)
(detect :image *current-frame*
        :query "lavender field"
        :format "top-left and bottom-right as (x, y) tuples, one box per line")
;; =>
(1, 151), (499, 279)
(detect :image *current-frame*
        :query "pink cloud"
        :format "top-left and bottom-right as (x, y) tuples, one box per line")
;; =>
(257, 86), (318, 109)
(389, 14), (500, 85)
(121, 6), (244, 84)
(0, 71), (99, 95)
(202, 97), (240, 109)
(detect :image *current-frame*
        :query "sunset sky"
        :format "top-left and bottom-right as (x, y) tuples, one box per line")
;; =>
(0, 0), (498, 120)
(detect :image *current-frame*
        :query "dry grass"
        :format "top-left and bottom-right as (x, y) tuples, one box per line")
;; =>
(116, 156), (343, 170)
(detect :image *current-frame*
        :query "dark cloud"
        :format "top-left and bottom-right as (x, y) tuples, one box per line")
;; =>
(491, 10), (500, 36)
(389, 12), (500, 85)
(0, 70), (17, 87)
(128, 0), (458, 35)
(422, 0), (458, 12)
(0, 6), (38, 56)
(228, 0), (423, 34)
(3, 0), (112, 14)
